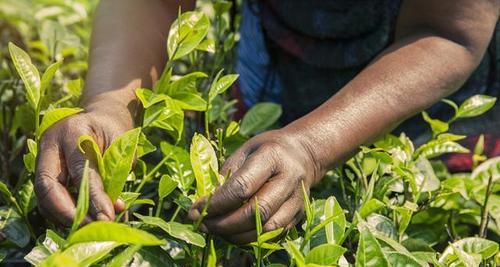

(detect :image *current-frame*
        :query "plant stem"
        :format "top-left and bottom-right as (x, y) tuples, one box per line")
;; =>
(170, 205), (182, 222)
(155, 197), (163, 217)
(479, 171), (494, 238)
(135, 156), (170, 193)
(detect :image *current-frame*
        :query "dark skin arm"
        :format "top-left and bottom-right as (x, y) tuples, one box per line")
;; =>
(34, 0), (195, 226)
(188, 0), (499, 244)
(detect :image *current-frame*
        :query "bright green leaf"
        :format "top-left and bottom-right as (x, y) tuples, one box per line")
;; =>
(68, 221), (165, 246)
(158, 175), (178, 199)
(456, 95), (496, 119)
(306, 243), (346, 265)
(190, 133), (219, 197)
(8, 42), (41, 110)
(102, 128), (141, 202)
(70, 160), (90, 235)
(37, 108), (83, 138)
(167, 12), (210, 60)
(135, 214), (205, 247)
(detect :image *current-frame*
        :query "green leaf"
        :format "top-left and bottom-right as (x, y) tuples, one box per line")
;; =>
(37, 108), (83, 138)
(439, 238), (499, 264)
(196, 38), (216, 53)
(119, 192), (140, 209)
(8, 42), (41, 110)
(172, 92), (207, 111)
(471, 156), (500, 184)
(137, 132), (156, 158)
(417, 141), (469, 159)
(324, 196), (346, 245)
(302, 181), (314, 228)
(167, 11), (210, 60)
(259, 228), (284, 244)
(135, 214), (205, 247)
(207, 239), (217, 267)
(78, 135), (105, 179)
(359, 199), (385, 219)
(208, 73), (239, 102)
(355, 216), (390, 267)
(190, 133), (219, 197)
(18, 179), (36, 215)
(63, 241), (120, 267)
(129, 246), (175, 266)
(422, 111), (448, 136)
(386, 252), (428, 267)
(38, 252), (79, 267)
(158, 175), (178, 199)
(255, 197), (263, 236)
(366, 214), (398, 240)
(68, 221), (165, 246)
(169, 71), (207, 94)
(240, 103), (282, 136)
(161, 142), (195, 192)
(136, 88), (169, 109)
(456, 95), (496, 119)
(102, 128), (141, 202)
(306, 243), (346, 265)
(70, 160), (90, 235)
(284, 241), (306, 267)
(0, 207), (30, 247)
(40, 60), (62, 97)
(0, 181), (13, 201)
(106, 245), (142, 267)
(143, 99), (184, 141)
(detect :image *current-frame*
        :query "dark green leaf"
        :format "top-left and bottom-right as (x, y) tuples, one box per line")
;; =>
(240, 103), (282, 136)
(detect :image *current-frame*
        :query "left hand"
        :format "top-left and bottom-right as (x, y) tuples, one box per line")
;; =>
(188, 129), (323, 244)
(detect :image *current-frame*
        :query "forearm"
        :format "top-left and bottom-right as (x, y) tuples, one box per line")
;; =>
(82, 0), (195, 124)
(285, 32), (496, 177)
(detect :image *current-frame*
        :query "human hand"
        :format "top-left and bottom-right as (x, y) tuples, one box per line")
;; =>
(189, 129), (324, 244)
(34, 104), (132, 226)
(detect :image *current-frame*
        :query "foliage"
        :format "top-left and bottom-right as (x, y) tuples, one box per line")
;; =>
(1, 1), (499, 266)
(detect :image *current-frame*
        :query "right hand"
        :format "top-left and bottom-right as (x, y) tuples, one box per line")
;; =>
(34, 107), (132, 226)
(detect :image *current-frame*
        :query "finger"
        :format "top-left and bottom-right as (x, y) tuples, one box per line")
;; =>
(219, 144), (248, 178)
(223, 229), (257, 245)
(114, 198), (125, 213)
(203, 149), (277, 218)
(64, 138), (115, 221)
(203, 175), (294, 235)
(262, 192), (304, 233)
(35, 140), (76, 226)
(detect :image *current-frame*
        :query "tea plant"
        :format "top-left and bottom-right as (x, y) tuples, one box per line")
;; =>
(1, 1), (500, 267)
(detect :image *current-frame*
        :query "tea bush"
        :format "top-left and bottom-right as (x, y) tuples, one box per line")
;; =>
(1, 1), (499, 266)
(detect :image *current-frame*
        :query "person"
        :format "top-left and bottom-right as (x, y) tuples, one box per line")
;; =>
(34, 0), (499, 244)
